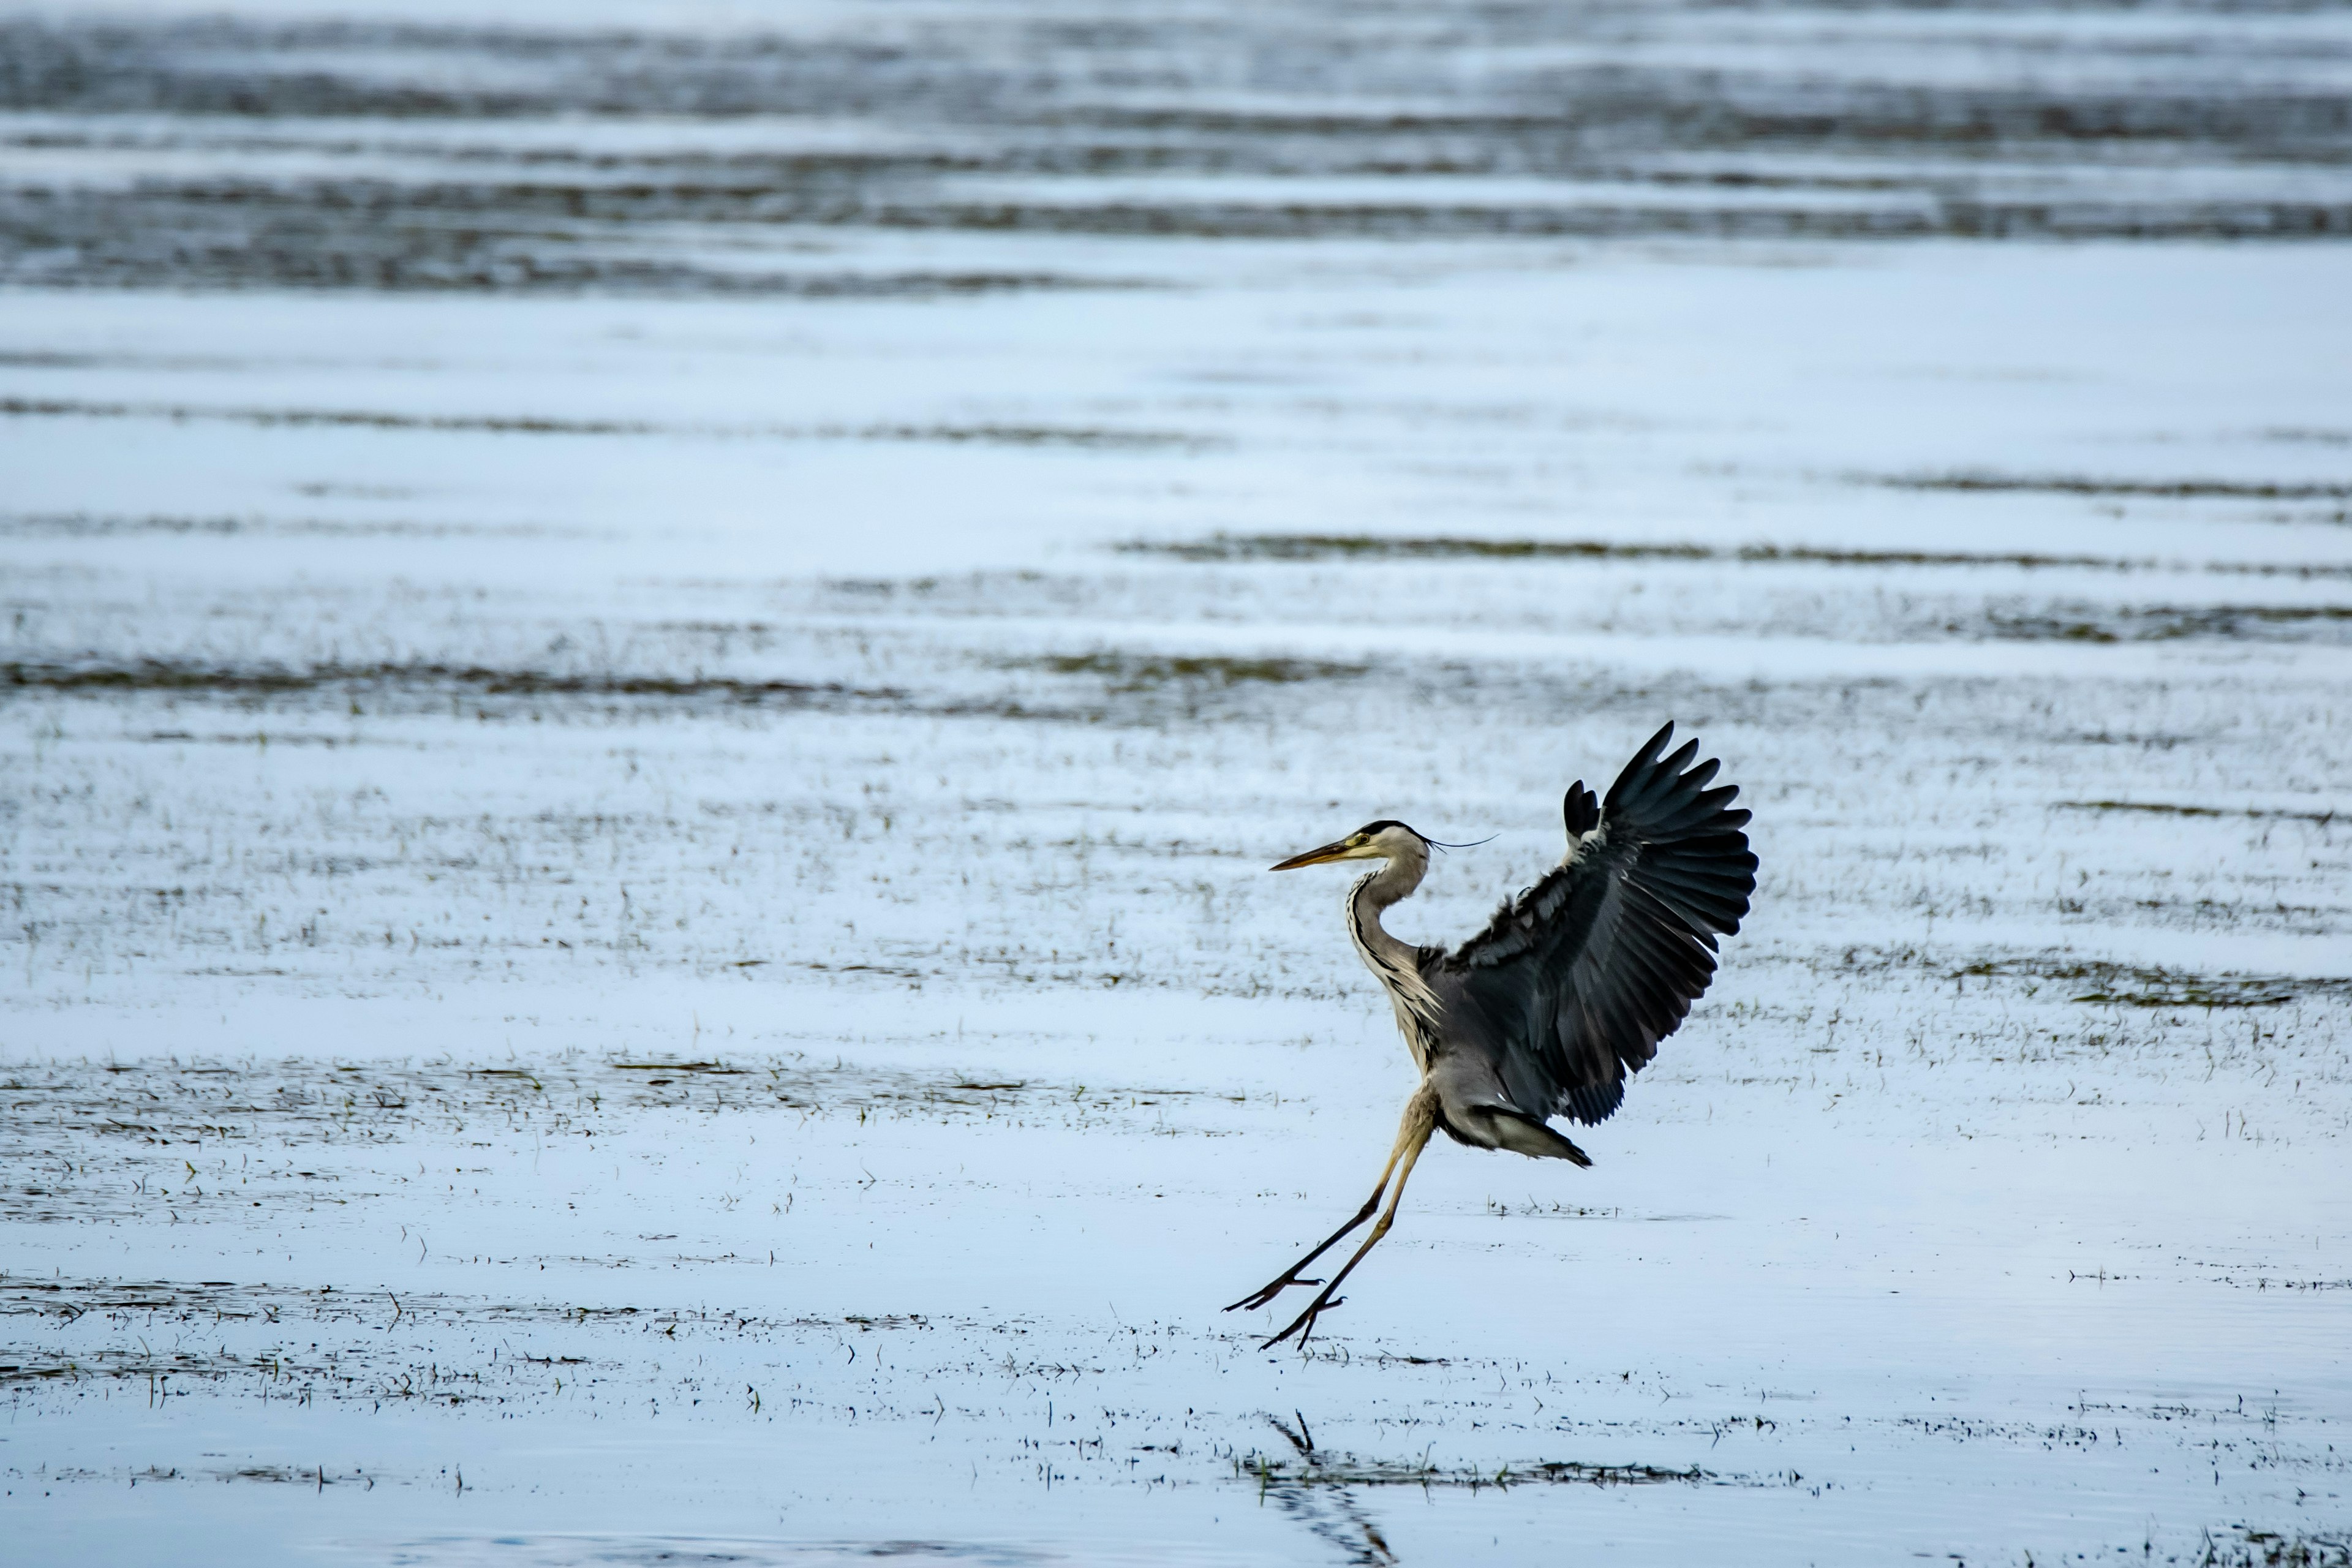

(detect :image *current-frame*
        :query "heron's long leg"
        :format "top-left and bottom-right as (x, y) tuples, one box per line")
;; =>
(1223, 1143), (1403, 1314)
(1259, 1088), (1438, 1350)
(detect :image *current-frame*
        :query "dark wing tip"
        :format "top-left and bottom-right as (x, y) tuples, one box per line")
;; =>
(1606, 720), (1689, 815)
(1563, 780), (1599, 837)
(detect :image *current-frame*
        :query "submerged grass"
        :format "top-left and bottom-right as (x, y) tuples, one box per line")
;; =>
(0, 660), (894, 705)
(0, 1273), (982, 1411)
(2201, 1529), (2352, 1568)
(0, 511), (583, 540)
(1023, 652), (1369, 690)
(1877, 472), (2352, 502)
(3, 654), (1371, 723)
(0, 398), (1206, 450)
(1951, 957), (2347, 1009)
(0, 1054), (1248, 1226)
(2059, 799), (2342, 826)
(1238, 1448), (1717, 1491)
(0, 1053), (1085, 1153)
(1985, 605), (2352, 644)
(1123, 533), (2352, 580)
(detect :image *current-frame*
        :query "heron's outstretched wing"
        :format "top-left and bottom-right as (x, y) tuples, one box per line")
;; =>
(1440, 723), (1756, 1126)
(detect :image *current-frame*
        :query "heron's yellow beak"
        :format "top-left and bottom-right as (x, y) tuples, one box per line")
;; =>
(1270, 834), (1366, 872)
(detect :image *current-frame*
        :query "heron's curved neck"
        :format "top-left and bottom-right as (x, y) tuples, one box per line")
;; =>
(1348, 846), (1428, 971)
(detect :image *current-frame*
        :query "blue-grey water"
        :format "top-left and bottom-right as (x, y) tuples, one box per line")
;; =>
(4, 3), (2350, 1564)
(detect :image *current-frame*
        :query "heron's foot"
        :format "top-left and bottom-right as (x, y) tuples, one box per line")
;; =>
(1260, 1285), (1344, 1351)
(1224, 1268), (1325, 1314)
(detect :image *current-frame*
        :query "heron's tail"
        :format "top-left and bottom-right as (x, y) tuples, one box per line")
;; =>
(1482, 1107), (1593, 1166)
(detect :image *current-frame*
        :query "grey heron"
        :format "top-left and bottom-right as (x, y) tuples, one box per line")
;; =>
(1229, 722), (1757, 1349)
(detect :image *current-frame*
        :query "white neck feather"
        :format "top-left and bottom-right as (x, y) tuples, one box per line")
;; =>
(1345, 842), (1442, 1069)
(1348, 843), (1427, 967)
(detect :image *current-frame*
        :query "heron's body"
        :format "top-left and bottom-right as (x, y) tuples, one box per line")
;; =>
(1232, 722), (1757, 1347)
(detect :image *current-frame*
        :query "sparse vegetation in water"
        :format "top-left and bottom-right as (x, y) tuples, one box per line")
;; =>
(2059, 799), (2341, 825)
(1023, 652), (1369, 689)
(1875, 472), (2352, 502)
(1985, 605), (2352, 644)
(1127, 533), (1716, 564)
(2197, 1528), (2351, 1568)
(1238, 1446), (1717, 1491)
(0, 510), (578, 540)
(0, 396), (1202, 449)
(1123, 532), (2352, 580)
(1951, 957), (2340, 1009)
(0, 660), (897, 706)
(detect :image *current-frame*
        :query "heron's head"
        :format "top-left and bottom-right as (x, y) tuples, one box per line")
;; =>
(1270, 820), (1428, 872)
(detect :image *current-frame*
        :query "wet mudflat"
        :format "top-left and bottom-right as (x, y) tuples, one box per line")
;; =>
(4, 1), (2352, 1564)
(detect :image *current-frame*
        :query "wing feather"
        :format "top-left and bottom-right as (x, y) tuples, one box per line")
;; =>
(1444, 722), (1757, 1126)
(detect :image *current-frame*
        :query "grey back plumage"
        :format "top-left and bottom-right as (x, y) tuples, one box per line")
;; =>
(1436, 723), (1758, 1127)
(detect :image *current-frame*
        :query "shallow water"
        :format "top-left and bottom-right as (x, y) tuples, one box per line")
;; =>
(4, 2), (2351, 1564)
